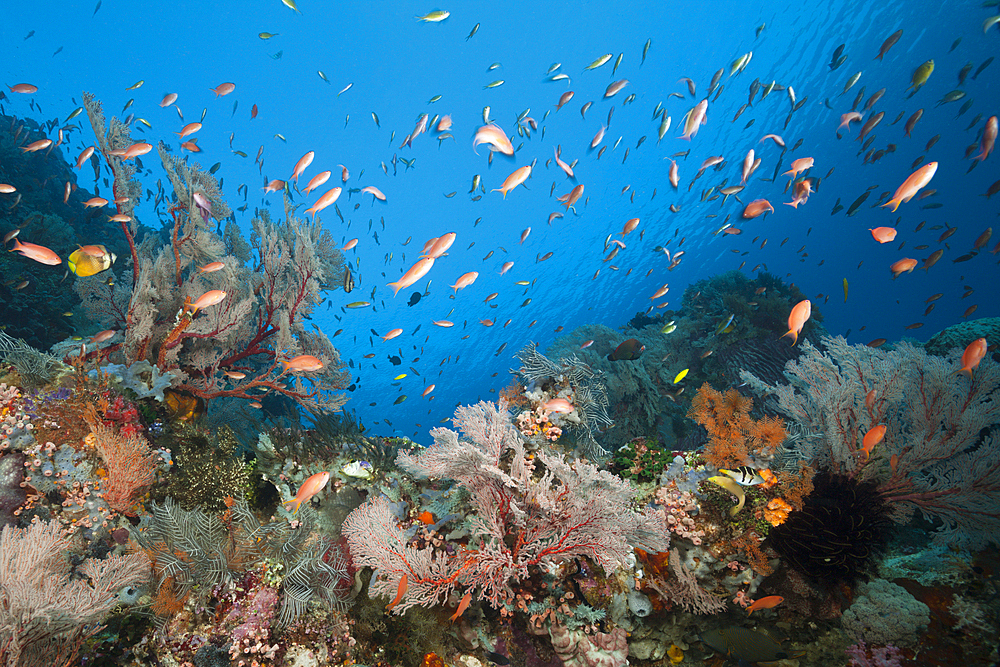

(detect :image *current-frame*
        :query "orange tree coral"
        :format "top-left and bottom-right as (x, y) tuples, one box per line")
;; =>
(687, 382), (786, 468)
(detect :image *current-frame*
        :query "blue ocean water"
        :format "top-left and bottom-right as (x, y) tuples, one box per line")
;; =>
(1, 0), (996, 442)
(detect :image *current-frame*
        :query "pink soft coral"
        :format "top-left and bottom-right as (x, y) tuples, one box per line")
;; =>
(846, 641), (903, 667)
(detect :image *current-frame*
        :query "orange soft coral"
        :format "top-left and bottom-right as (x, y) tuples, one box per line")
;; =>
(688, 383), (787, 468)
(764, 498), (793, 526)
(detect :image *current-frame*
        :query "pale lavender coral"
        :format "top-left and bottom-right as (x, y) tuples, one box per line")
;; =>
(846, 641), (904, 667)
(548, 623), (628, 667)
(228, 586), (280, 657)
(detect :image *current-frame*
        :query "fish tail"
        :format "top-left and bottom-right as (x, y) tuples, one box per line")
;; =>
(954, 367), (973, 378)
(387, 281), (403, 296)
(282, 498), (302, 513)
(780, 329), (798, 346)
(880, 198), (901, 212)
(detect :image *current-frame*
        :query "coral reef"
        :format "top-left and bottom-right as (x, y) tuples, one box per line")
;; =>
(76, 93), (351, 416)
(741, 336), (1000, 549)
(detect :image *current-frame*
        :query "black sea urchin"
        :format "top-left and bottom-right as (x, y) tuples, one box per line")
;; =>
(767, 470), (894, 586)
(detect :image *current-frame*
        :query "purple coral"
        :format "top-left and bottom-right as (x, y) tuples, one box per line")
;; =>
(846, 641), (904, 667)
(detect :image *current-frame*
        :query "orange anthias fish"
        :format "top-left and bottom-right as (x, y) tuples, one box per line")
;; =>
(742, 199), (774, 219)
(386, 573), (408, 611)
(9, 239), (61, 265)
(974, 116), (997, 161)
(424, 232), (457, 259)
(303, 171), (331, 194)
(451, 271), (478, 293)
(747, 595), (784, 614)
(449, 591), (472, 622)
(860, 424), (887, 460)
(890, 257), (918, 278)
(493, 165), (532, 198)
(291, 151), (315, 182)
(361, 185), (387, 201)
(782, 157), (814, 180)
(283, 470), (330, 514)
(882, 162), (937, 212)
(389, 257), (435, 296)
(305, 187), (342, 218)
(382, 328), (403, 342)
(176, 122), (202, 138)
(957, 338), (988, 377)
(281, 355), (324, 373)
(559, 184), (585, 210)
(188, 289), (227, 314)
(869, 227), (897, 243)
(473, 123), (514, 155)
(211, 82), (236, 97)
(781, 299), (811, 346)
(678, 99), (708, 140)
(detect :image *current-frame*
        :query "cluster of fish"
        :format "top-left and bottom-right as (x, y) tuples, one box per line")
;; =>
(2, 5), (996, 436)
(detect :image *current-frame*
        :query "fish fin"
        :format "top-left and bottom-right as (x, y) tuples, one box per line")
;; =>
(282, 498), (302, 513)
(880, 198), (901, 212)
(780, 329), (798, 346)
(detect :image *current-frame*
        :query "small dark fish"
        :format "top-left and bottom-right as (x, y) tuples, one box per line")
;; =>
(874, 29), (902, 61)
(483, 651), (510, 666)
(466, 22), (479, 40)
(950, 37), (961, 52)
(343, 268), (355, 293)
(393, 395), (407, 405)
(209, 162), (221, 174)
(846, 191), (870, 216)
(831, 54), (847, 71)
(922, 203), (943, 209)
(494, 342), (507, 357)
(867, 338), (887, 348)
(24, 30), (35, 40)
(958, 62), (973, 86)
(93, 0), (102, 15)
(831, 198), (844, 215)
(973, 57), (994, 80)
(608, 338), (645, 361)
(830, 43), (845, 67)
(408, 291), (421, 306)
(52, 46), (63, 57)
